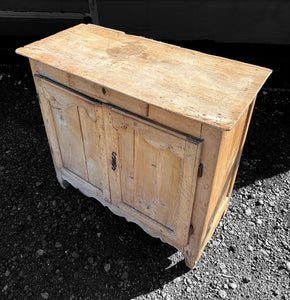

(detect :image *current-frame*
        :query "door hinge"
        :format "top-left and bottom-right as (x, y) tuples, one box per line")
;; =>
(198, 163), (203, 178)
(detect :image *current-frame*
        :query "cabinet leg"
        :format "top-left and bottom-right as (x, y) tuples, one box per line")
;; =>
(183, 251), (198, 269)
(221, 197), (230, 219)
(56, 172), (69, 189)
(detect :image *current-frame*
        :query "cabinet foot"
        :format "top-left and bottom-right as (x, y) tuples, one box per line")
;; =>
(56, 172), (70, 189)
(59, 179), (70, 189)
(221, 200), (230, 219)
(184, 253), (198, 269)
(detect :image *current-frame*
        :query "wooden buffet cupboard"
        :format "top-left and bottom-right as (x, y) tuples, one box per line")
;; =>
(16, 24), (271, 268)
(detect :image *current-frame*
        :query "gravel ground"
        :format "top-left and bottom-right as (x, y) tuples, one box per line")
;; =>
(0, 58), (289, 300)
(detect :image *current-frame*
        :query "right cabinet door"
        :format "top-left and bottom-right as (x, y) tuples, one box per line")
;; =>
(105, 107), (203, 247)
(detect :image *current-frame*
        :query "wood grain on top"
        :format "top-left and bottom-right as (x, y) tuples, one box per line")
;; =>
(16, 24), (272, 130)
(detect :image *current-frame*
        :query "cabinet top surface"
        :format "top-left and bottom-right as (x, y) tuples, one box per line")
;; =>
(16, 24), (271, 130)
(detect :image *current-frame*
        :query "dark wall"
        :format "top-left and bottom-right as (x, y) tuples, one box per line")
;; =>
(0, 0), (88, 13)
(0, 0), (89, 37)
(0, 0), (289, 44)
(97, 0), (290, 44)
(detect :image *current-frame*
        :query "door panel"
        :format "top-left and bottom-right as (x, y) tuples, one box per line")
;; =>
(108, 108), (203, 246)
(51, 105), (88, 180)
(133, 132), (181, 230)
(78, 105), (110, 199)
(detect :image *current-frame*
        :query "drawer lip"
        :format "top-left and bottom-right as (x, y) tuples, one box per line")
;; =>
(35, 73), (203, 144)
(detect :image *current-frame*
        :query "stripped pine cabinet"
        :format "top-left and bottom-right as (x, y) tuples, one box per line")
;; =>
(16, 24), (272, 268)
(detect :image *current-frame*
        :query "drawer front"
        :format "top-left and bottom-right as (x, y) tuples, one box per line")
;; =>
(106, 108), (203, 247)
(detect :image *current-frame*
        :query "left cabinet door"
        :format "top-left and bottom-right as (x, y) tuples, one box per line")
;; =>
(35, 76), (110, 201)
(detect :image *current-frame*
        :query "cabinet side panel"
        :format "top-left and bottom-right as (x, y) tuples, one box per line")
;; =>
(184, 98), (257, 268)
(225, 98), (257, 199)
(205, 106), (249, 226)
(200, 99), (256, 252)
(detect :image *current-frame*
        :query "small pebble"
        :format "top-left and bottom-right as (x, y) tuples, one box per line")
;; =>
(256, 219), (262, 225)
(229, 282), (238, 289)
(260, 249), (269, 256)
(212, 240), (220, 246)
(219, 263), (226, 270)
(2, 285), (8, 292)
(255, 180), (262, 186)
(37, 249), (45, 256)
(245, 208), (252, 216)
(55, 242), (62, 248)
(269, 201), (275, 207)
(248, 245), (254, 252)
(242, 276), (251, 283)
(104, 263), (111, 272)
(71, 251), (79, 258)
(219, 289), (227, 299)
(285, 261), (290, 272)
(41, 292), (49, 299)
(250, 193), (256, 198)
(88, 257), (94, 264)
(186, 286), (192, 293)
(121, 271), (129, 280)
(228, 245), (236, 253)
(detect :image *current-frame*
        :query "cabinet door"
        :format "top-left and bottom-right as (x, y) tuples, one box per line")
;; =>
(105, 108), (203, 246)
(36, 77), (110, 201)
